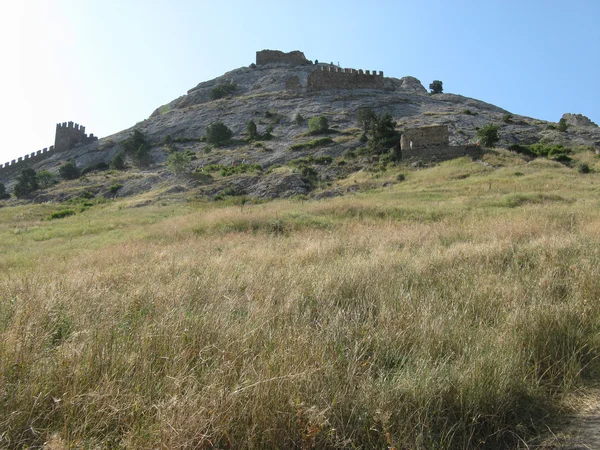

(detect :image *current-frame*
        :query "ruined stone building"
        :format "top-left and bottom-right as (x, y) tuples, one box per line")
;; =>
(400, 125), (482, 161)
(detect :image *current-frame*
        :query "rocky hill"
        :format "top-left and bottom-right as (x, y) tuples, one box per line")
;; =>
(1, 50), (599, 203)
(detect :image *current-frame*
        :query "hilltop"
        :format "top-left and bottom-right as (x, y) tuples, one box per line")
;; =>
(1, 49), (599, 205)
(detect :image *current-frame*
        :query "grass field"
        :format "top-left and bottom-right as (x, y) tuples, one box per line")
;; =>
(2, 151), (600, 448)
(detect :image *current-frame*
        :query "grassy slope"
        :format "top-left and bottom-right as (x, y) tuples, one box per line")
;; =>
(2, 151), (600, 448)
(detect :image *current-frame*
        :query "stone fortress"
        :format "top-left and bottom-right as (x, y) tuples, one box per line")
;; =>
(0, 122), (97, 180)
(255, 49), (385, 91)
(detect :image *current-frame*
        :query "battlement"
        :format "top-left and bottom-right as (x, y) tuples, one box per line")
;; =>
(0, 147), (55, 180)
(307, 65), (385, 91)
(55, 121), (98, 152)
(0, 121), (99, 182)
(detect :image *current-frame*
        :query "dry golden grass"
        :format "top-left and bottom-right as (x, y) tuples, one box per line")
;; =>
(2, 155), (600, 448)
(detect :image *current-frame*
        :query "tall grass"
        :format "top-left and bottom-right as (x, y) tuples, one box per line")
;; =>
(2, 158), (600, 447)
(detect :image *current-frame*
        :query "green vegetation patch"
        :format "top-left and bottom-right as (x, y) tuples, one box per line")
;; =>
(202, 163), (262, 177)
(499, 193), (573, 208)
(47, 209), (76, 220)
(289, 137), (334, 151)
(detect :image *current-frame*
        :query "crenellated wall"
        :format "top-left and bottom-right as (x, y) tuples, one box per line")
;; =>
(0, 121), (98, 182)
(55, 121), (98, 152)
(307, 66), (384, 91)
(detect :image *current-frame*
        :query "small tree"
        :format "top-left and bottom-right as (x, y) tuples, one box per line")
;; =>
(558, 118), (568, 132)
(210, 82), (237, 100)
(59, 161), (80, 180)
(429, 80), (443, 94)
(0, 182), (9, 199)
(166, 151), (192, 175)
(477, 124), (500, 148)
(368, 113), (398, 154)
(122, 130), (152, 168)
(308, 115), (329, 134)
(110, 152), (127, 170)
(206, 122), (233, 145)
(246, 120), (258, 140)
(36, 170), (58, 189)
(356, 107), (376, 133)
(14, 168), (39, 198)
(295, 113), (304, 125)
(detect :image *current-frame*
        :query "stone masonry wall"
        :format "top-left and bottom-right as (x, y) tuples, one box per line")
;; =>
(400, 125), (449, 151)
(256, 50), (309, 66)
(0, 121), (98, 182)
(55, 121), (98, 152)
(400, 125), (482, 161)
(0, 146), (55, 181)
(402, 144), (483, 161)
(307, 66), (384, 91)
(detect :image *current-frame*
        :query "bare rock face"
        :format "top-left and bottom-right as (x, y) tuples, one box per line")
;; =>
(562, 113), (598, 128)
(398, 76), (427, 93)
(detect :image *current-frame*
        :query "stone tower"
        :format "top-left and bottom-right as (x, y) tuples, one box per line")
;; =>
(54, 121), (97, 152)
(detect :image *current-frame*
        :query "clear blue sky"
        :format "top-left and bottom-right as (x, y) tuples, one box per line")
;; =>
(1, 0), (598, 163)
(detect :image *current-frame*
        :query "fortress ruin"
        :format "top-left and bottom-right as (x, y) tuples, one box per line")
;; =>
(307, 66), (384, 91)
(0, 121), (97, 181)
(400, 125), (482, 161)
(256, 50), (309, 66)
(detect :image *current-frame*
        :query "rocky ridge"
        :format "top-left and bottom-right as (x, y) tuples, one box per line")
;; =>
(2, 54), (600, 202)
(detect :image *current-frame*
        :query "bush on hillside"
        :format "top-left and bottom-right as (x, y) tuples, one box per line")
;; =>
(206, 122), (233, 145)
(110, 152), (127, 170)
(368, 113), (399, 155)
(122, 130), (152, 168)
(14, 168), (39, 198)
(59, 161), (81, 180)
(356, 107), (376, 133)
(477, 124), (500, 148)
(166, 151), (193, 175)
(210, 82), (237, 100)
(0, 182), (9, 199)
(308, 116), (329, 134)
(36, 170), (59, 189)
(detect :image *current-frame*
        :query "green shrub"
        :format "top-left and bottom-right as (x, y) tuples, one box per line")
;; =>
(206, 122), (233, 145)
(514, 172), (524, 176)
(502, 114), (513, 123)
(396, 173), (406, 182)
(356, 107), (376, 133)
(477, 124), (500, 148)
(122, 130), (152, 168)
(47, 209), (75, 220)
(109, 184), (123, 194)
(59, 161), (81, 180)
(289, 137), (333, 151)
(210, 82), (237, 100)
(576, 163), (590, 174)
(36, 170), (58, 189)
(558, 118), (568, 132)
(110, 152), (127, 170)
(463, 109), (474, 115)
(166, 151), (192, 175)
(308, 116), (329, 134)
(0, 182), (9, 199)
(295, 113), (304, 125)
(368, 113), (398, 154)
(246, 120), (258, 140)
(14, 168), (39, 198)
